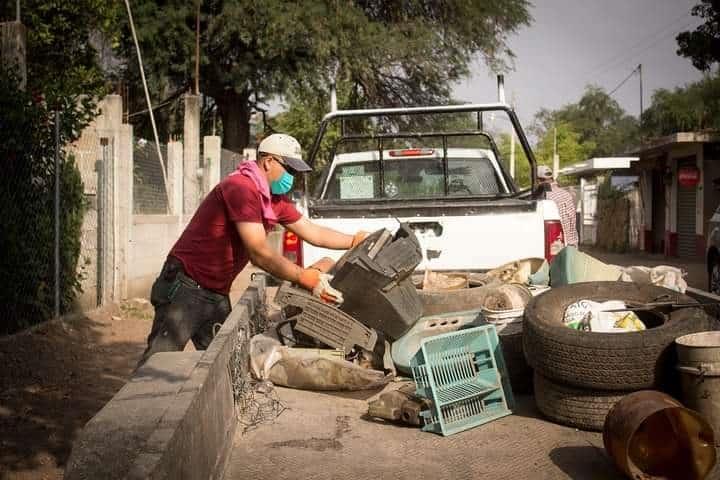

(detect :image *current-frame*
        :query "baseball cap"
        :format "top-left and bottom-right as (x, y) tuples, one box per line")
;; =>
(257, 134), (312, 172)
(537, 165), (553, 180)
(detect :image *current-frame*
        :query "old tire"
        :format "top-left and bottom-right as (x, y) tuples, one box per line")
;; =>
(523, 282), (712, 391)
(534, 372), (625, 432)
(499, 330), (533, 394)
(418, 277), (503, 316)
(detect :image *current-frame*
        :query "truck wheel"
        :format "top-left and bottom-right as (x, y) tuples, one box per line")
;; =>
(523, 282), (711, 391)
(534, 372), (625, 432)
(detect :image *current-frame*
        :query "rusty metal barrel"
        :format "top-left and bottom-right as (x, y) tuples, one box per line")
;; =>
(603, 390), (716, 480)
(676, 331), (720, 447)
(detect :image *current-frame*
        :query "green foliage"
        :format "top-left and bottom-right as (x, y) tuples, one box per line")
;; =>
(641, 74), (720, 137)
(0, 69), (88, 334)
(118, 0), (532, 151)
(676, 0), (720, 71)
(532, 86), (639, 158)
(534, 122), (595, 169)
(497, 132), (531, 189)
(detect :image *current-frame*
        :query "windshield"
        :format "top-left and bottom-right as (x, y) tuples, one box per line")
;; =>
(323, 151), (508, 200)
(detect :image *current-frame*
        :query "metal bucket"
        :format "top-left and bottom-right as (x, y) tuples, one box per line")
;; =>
(603, 390), (716, 480)
(676, 331), (720, 446)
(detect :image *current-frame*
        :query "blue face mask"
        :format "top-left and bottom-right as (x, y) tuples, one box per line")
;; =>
(270, 171), (294, 195)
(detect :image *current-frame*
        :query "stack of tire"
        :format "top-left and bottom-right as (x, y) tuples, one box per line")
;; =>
(523, 282), (713, 431)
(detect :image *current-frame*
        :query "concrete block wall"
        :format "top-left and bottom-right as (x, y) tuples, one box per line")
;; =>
(128, 215), (189, 299)
(64, 275), (264, 480)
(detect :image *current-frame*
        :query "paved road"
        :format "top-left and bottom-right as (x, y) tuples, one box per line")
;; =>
(584, 247), (707, 291)
(226, 387), (623, 480)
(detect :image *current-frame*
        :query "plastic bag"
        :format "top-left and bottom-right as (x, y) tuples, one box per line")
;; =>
(563, 300), (646, 333)
(618, 266), (687, 293)
(249, 334), (393, 391)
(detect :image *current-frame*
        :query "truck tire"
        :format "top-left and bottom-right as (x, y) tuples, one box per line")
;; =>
(523, 282), (711, 391)
(534, 372), (625, 432)
(418, 278), (503, 316)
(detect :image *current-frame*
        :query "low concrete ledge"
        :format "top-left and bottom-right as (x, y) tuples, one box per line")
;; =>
(64, 275), (265, 480)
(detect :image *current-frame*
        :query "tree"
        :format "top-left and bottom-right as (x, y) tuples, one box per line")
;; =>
(497, 132), (531, 188)
(677, 0), (720, 71)
(531, 86), (639, 158)
(641, 74), (720, 137)
(0, 0), (120, 112)
(534, 122), (595, 170)
(117, 0), (532, 152)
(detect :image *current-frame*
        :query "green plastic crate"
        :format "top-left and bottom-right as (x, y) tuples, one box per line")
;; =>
(410, 325), (514, 436)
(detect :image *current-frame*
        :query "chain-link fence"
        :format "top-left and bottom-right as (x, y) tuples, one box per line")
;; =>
(133, 139), (168, 214)
(221, 148), (247, 178)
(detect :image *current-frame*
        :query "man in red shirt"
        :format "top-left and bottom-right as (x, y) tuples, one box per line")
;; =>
(138, 134), (366, 366)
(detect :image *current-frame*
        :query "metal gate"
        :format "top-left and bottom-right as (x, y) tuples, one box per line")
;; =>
(677, 157), (697, 258)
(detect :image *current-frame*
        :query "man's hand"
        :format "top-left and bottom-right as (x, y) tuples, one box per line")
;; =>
(297, 268), (344, 304)
(350, 231), (370, 248)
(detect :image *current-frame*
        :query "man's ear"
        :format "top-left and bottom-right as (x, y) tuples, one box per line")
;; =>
(258, 155), (270, 172)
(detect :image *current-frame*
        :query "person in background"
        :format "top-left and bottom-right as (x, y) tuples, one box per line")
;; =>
(537, 165), (578, 248)
(137, 134), (367, 367)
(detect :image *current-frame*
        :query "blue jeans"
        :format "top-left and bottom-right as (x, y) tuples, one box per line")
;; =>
(137, 257), (231, 367)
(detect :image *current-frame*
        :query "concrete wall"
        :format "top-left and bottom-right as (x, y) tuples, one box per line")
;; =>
(128, 215), (189, 299)
(64, 275), (264, 480)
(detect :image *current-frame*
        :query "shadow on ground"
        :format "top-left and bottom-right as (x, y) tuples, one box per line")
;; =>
(0, 306), (151, 480)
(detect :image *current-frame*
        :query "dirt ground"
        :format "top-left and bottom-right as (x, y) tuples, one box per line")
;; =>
(0, 269), (254, 480)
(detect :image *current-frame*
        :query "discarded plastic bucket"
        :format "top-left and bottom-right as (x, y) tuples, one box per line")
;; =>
(603, 390), (716, 480)
(676, 331), (720, 446)
(480, 306), (523, 335)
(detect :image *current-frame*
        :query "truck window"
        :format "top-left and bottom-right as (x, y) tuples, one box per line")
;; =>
(323, 156), (504, 200)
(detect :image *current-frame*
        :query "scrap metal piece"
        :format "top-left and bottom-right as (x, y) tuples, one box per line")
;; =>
(274, 283), (377, 354)
(367, 384), (431, 426)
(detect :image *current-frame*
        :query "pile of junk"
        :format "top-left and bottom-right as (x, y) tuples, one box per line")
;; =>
(248, 225), (720, 480)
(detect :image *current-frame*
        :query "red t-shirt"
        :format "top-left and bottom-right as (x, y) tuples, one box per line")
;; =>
(169, 174), (301, 294)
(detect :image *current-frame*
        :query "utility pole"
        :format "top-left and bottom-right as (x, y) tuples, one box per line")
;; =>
(553, 126), (560, 180)
(638, 63), (643, 133)
(16, 0), (20, 22)
(195, 0), (201, 95)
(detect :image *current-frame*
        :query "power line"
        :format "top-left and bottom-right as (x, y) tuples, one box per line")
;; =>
(607, 65), (640, 97)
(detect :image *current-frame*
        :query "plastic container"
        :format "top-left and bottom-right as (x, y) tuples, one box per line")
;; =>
(481, 306), (532, 394)
(391, 309), (484, 374)
(410, 325), (514, 436)
(331, 225), (423, 339)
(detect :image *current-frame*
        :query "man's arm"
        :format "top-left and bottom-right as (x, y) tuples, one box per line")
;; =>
(235, 222), (303, 282)
(285, 217), (354, 249)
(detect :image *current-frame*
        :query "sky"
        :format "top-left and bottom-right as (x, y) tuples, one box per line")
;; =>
(452, 0), (705, 129)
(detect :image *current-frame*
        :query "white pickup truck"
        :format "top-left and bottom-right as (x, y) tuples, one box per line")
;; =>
(282, 103), (564, 271)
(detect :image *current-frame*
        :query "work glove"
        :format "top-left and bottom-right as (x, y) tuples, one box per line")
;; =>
(350, 230), (370, 248)
(297, 267), (344, 305)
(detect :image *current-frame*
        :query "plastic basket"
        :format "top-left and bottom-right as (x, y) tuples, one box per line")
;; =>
(410, 325), (513, 436)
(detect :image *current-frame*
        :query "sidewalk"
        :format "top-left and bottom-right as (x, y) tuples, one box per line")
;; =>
(583, 247), (707, 291)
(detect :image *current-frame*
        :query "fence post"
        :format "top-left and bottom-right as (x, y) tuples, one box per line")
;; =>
(54, 111), (61, 319)
(117, 123), (133, 299)
(1, 21), (26, 90)
(183, 95), (200, 214)
(203, 135), (221, 192)
(167, 140), (184, 216)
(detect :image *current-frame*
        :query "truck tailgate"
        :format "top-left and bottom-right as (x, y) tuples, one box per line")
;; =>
(304, 200), (550, 270)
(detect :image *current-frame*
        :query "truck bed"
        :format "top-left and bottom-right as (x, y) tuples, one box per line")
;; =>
(226, 386), (623, 479)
